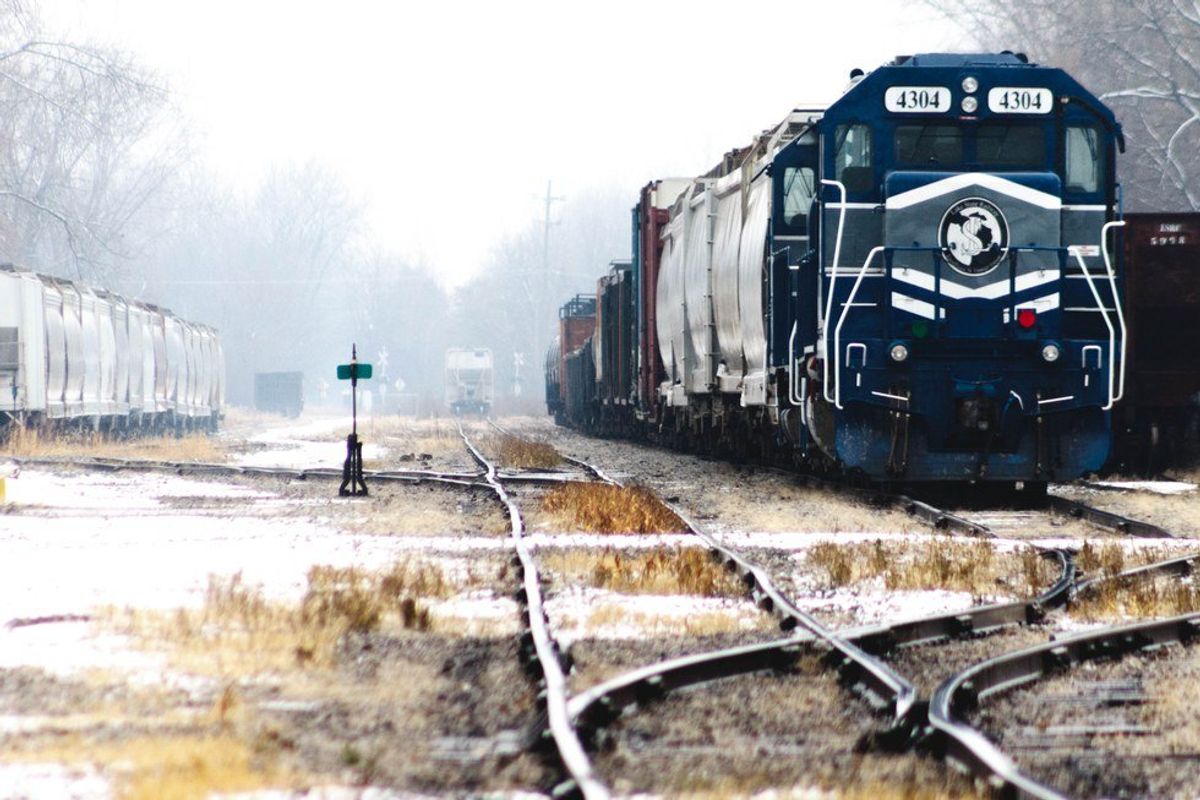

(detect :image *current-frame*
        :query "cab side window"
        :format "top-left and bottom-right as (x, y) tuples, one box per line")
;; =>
(782, 166), (815, 232)
(1065, 125), (1103, 194)
(834, 124), (874, 195)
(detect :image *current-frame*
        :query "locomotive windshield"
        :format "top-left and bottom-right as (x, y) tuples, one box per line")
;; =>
(975, 123), (1044, 167)
(894, 124), (962, 166)
(782, 166), (815, 228)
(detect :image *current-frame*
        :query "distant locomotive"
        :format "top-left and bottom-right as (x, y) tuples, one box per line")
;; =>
(550, 52), (1132, 487)
(445, 348), (494, 416)
(0, 264), (224, 432)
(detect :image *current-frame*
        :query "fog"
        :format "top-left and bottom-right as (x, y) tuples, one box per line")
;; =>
(4, 0), (1195, 412)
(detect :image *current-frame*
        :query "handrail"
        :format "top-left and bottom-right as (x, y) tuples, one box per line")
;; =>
(1100, 220), (1128, 402)
(788, 321), (803, 405)
(832, 246), (885, 409)
(1072, 249), (1118, 410)
(820, 179), (847, 403)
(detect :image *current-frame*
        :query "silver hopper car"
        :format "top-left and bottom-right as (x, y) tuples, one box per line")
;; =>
(445, 348), (493, 416)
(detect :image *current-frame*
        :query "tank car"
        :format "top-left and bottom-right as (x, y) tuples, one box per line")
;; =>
(552, 52), (1128, 487)
(0, 264), (224, 433)
(445, 347), (494, 416)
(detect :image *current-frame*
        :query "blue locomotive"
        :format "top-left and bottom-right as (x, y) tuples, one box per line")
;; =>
(551, 53), (1126, 486)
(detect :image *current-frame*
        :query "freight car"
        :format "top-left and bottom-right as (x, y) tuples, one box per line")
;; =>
(551, 52), (1129, 487)
(445, 348), (494, 416)
(0, 264), (224, 432)
(1113, 213), (1200, 473)
(254, 371), (304, 418)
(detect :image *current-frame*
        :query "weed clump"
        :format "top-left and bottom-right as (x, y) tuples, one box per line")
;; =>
(543, 547), (741, 597)
(1072, 540), (1200, 619)
(495, 433), (562, 469)
(541, 482), (685, 533)
(805, 538), (1045, 597)
(116, 562), (453, 675)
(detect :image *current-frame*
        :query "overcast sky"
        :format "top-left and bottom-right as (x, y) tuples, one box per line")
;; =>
(43, 0), (958, 287)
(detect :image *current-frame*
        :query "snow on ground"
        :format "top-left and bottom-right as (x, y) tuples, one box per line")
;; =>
(0, 763), (111, 799)
(0, 468), (406, 676)
(545, 585), (766, 647)
(231, 414), (386, 469)
(792, 583), (980, 628)
(1071, 480), (1197, 495)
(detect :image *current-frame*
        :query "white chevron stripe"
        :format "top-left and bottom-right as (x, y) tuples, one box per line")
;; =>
(891, 292), (938, 319)
(1019, 293), (1060, 313)
(886, 172), (1061, 211)
(891, 268), (1060, 299)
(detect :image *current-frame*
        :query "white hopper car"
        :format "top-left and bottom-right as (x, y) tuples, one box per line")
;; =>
(0, 265), (224, 431)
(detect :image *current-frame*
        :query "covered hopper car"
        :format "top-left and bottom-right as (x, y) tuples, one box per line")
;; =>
(0, 264), (224, 432)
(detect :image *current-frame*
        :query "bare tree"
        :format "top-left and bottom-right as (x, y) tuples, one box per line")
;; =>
(0, 0), (187, 282)
(924, 0), (1200, 211)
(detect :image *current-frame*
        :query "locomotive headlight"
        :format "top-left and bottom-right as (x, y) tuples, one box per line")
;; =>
(961, 96), (979, 113)
(962, 76), (979, 94)
(1041, 343), (1061, 363)
(889, 343), (910, 363)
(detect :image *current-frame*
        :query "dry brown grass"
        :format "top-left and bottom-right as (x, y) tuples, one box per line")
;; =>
(109, 562), (457, 676)
(804, 538), (1053, 598)
(541, 482), (686, 533)
(0, 732), (305, 800)
(493, 433), (562, 469)
(580, 602), (770, 637)
(1072, 541), (1200, 619)
(541, 547), (743, 597)
(5, 425), (225, 462)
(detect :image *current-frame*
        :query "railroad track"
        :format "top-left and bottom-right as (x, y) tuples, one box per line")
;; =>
(454, 419), (607, 800)
(9, 453), (490, 487)
(926, 551), (1200, 798)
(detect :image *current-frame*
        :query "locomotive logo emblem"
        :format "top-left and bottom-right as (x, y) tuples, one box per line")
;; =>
(938, 197), (1009, 276)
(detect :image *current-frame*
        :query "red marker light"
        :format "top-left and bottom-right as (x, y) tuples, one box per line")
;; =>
(1017, 308), (1037, 329)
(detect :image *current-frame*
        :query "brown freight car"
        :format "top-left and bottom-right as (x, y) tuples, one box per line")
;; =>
(1115, 213), (1200, 473)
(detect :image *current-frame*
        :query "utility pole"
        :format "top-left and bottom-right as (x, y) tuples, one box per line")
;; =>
(538, 181), (564, 395)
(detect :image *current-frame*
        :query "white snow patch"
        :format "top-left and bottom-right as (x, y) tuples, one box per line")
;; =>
(1078, 480), (1196, 495)
(544, 585), (765, 646)
(217, 789), (423, 800)
(792, 583), (981, 628)
(427, 591), (520, 637)
(0, 468), (424, 680)
(232, 415), (386, 469)
(0, 762), (111, 799)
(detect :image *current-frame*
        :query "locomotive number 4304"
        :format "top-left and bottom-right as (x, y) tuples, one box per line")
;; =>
(988, 87), (1053, 114)
(884, 86), (951, 113)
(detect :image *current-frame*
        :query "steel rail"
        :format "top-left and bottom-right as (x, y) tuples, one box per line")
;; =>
(541, 434), (920, 724)
(663, 499), (920, 725)
(557, 550), (1075, 765)
(1072, 550), (1200, 600)
(566, 634), (815, 737)
(929, 611), (1200, 800)
(456, 420), (608, 800)
(847, 549), (1075, 656)
(1046, 494), (1171, 538)
(9, 454), (488, 487)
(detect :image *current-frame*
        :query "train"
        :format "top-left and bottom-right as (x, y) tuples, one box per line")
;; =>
(445, 347), (494, 416)
(0, 264), (224, 433)
(548, 52), (1150, 487)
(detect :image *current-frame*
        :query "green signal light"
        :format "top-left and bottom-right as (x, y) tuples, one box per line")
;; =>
(911, 320), (929, 339)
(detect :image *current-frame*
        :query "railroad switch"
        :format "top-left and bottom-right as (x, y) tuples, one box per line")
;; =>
(336, 343), (373, 497)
